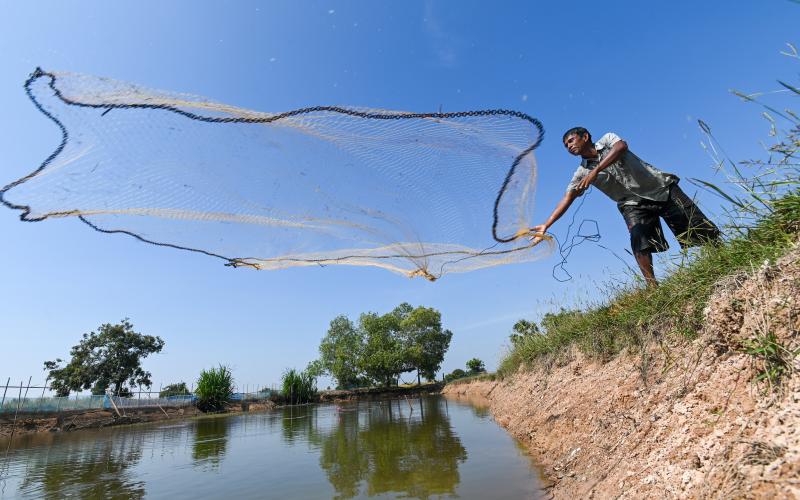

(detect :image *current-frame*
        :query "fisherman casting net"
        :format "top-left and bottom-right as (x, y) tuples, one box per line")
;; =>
(1, 69), (553, 280)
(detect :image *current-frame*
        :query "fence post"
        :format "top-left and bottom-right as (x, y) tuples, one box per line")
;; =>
(37, 376), (50, 413)
(15, 381), (23, 414)
(7, 381), (24, 442)
(1, 377), (9, 411)
(107, 390), (122, 418)
(22, 376), (32, 412)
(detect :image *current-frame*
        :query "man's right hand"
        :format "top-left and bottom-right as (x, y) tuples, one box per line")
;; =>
(528, 224), (548, 242)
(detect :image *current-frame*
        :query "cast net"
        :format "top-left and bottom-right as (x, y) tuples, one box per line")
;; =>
(1, 69), (553, 280)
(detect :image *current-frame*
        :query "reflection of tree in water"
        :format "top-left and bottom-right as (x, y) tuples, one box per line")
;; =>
(16, 432), (146, 499)
(192, 416), (230, 469)
(294, 397), (467, 499)
(279, 404), (317, 445)
(315, 408), (367, 499)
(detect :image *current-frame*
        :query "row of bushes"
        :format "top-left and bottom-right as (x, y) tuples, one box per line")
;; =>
(159, 364), (319, 413)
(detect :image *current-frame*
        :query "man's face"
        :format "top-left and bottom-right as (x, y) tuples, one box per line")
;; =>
(563, 133), (590, 156)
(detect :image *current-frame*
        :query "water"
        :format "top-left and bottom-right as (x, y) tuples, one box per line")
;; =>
(0, 396), (544, 499)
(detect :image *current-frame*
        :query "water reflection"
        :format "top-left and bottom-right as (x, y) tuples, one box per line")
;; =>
(12, 432), (146, 499)
(279, 397), (468, 499)
(191, 416), (230, 469)
(1, 396), (541, 499)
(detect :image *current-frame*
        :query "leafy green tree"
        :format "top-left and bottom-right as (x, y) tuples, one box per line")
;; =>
(318, 316), (364, 389)
(304, 359), (325, 378)
(397, 305), (453, 384)
(43, 319), (164, 397)
(159, 382), (189, 398)
(316, 303), (454, 389)
(466, 358), (486, 375)
(509, 319), (540, 347)
(359, 311), (406, 387)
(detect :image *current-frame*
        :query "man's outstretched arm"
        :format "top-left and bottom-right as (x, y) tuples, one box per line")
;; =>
(530, 189), (581, 236)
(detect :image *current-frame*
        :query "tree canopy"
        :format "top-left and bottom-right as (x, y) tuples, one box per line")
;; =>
(43, 319), (164, 397)
(318, 315), (364, 389)
(316, 303), (452, 388)
(466, 358), (486, 374)
(509, 319), (540, 347)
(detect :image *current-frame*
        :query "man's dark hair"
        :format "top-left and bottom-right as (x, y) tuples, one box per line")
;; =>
(562, 127), (591, 143)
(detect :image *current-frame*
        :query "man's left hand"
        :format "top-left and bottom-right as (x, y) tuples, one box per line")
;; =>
(577, 170), (598, 192)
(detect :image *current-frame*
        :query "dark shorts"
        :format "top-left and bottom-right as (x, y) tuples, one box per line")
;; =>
(618, 184), (720, 254)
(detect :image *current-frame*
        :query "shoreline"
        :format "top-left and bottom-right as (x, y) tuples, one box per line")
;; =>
(442, 245), (799, 498)
(0, 383), (443, 440)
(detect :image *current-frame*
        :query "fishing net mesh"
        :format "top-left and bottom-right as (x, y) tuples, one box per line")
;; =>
(1, 69), (553, 280)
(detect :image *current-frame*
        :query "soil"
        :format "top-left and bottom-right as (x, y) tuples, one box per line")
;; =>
(443, 244), (799, 499)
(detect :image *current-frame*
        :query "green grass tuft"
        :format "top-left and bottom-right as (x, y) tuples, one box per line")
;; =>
(196, 365), (234, 412)
(281, 368), (318, 404)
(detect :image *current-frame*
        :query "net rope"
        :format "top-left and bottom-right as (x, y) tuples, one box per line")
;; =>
(1, 68), (555, 280)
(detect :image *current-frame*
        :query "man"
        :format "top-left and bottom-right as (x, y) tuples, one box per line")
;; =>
(531, 127), (720, 287)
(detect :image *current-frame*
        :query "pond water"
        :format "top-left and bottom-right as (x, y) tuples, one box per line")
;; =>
(0, 395), (544, 499)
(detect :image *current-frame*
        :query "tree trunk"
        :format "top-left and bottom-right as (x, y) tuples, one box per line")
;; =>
(417, 370), (421, 386)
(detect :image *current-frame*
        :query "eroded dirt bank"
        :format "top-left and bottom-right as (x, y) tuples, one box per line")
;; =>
(444, 246), (799, 499)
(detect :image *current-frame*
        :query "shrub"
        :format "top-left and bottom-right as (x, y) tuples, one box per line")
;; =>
(281, 368), (317, 404)
(443, 368), (466, 383)
(159, 382), (189, 398)
(196, 365), (234, 412)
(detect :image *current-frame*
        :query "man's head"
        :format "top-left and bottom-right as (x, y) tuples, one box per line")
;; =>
(562, 127), (592, 157)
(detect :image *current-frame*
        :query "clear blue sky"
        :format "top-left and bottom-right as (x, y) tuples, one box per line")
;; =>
(1, 1), (797, 390)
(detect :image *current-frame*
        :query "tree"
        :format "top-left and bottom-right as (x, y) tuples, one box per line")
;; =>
(509, 319), (540, 347)
(466, 358), (486, 375)
(43, 319), (164, 397)
(318, 316), (364, 389)
(159, 382), (189, 398)
(397, 304), (452, 384)
(304, 359), (325, 378)
(315, 303), (454, 389)
(359, 311), (406, 387)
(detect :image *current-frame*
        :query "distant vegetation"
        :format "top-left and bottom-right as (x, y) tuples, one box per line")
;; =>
(314, 303), (453, 388)
(196, 365), (234, 412)
(444, 358), (488, 383)
(159, 382), (189, 398)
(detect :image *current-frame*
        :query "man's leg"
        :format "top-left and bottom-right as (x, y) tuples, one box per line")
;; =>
(634, 250), (657, 287)
(619, 203), (668, 287)
(661, 184), (720, 247)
